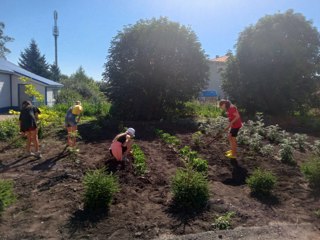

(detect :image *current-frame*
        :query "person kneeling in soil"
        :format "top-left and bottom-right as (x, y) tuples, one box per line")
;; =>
(219, 99), (242, 159)
(65, 101), (83, 148)
(19, 100), (42, 158)
(110, 128), (135, 162)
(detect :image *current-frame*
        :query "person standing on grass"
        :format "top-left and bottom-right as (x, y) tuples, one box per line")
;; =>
(65, 101), (83, 148)
(19, 100), (42, 158)
(110, 128), (135, 161)
(219, 99), (242, 159)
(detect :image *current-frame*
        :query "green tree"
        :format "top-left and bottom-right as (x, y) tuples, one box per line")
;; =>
(0, 22), (14, 58)
(57, 67), (105, 104)
(49, 64), (61, 82)
(104, 17), (209, 120)
(18, 39), (51, 79)
(222, 10), (320, 115)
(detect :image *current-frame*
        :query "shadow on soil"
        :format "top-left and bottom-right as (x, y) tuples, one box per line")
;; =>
(222, 159), (248, 186)
(31, 148), (69, 171)
(67, 208), (109, 236)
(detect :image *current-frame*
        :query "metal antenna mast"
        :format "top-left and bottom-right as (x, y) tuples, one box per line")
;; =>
(53, 10), (59, 67)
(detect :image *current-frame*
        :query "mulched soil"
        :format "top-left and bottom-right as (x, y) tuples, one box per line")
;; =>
(0, 120), (319, 239)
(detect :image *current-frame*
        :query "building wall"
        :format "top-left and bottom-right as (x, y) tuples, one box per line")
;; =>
(11, 75), (46, 108)
(0, 73), (11, 108)
(46, 88), (56, 107)
(206, 61), (226, 98)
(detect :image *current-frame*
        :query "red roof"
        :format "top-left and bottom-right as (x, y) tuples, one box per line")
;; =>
(210, 55), (228, 63)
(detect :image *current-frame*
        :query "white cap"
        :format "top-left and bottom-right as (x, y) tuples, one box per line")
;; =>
(126, 128), (135, 137)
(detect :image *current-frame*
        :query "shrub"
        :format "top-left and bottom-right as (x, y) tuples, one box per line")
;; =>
(179, 146), (208, 173)
(311, 140), (320, 156)
(213, 211), (235, 230)
(0, 179), (16, 215)
(191, 131), (203, 148)
(246, 168), (277, 196)
(301, 157), (320, 189)
(279, 140), (295, 165)
(184, 101), (222, 118)
(293, 133), (308, 151)
(237, 128), (250, 146)
(171, 168), (209, 211)
(0, 118), (19, 141)
(132, 144), (147, 175)
(248, 133), (263, 152)
(260, 144), (275, 156)
(83, 168), (119, 210)
(190, 157), (208, 173)
(265, 124), (283, 143)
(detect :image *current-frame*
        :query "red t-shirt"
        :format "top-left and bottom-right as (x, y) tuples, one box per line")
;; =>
(227, 105), (242, 129)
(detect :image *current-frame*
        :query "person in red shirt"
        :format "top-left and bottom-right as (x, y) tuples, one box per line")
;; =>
(219, 99), (242, 159)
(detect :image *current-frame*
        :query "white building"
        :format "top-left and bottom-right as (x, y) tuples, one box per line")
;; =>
(201, 55), (228, 100)
(0, 58), (63, 112)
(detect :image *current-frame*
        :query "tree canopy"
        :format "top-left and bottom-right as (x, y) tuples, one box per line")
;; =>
(104, 17), (209, 120)
(0, 22), (14, 59)
(222, 10), (320, 115)
(19, 39), (51, 79)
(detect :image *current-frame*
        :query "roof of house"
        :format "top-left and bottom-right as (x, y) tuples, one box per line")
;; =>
(210, 55), (228, 63)
(0, 58), (63, 87)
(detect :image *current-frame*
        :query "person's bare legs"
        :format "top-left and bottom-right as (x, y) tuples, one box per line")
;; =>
(26, 131), (32, 153)
(229, 134), (237, 157)
(30, 129), (39, 153)
(67, 126), (77, 147)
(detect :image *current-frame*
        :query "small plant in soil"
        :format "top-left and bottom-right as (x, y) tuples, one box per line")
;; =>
(293, 133), (308, 152)
(301, 156), (320, 190)
(265, 124), (283, 143)
(213, 211), (235, 230)
(179, 146), (208, 173)
(311, 140), (320, 156)
(0, 179), (16, 215)
(191, 131), (203, 148)
(132, 144), (147, 175)
(279, 139), (295, 165)
(155, 129), (180, 148)
(248, 133), (263, 153)
(83, 168), (119, 210)
(171, 168), (209, 211)
(246, 168), (277, 197)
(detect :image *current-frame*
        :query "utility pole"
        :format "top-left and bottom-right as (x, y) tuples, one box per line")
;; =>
(53, 10), (59, 67)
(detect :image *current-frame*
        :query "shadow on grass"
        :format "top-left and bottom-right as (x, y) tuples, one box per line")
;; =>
(67, 208), (109, 237)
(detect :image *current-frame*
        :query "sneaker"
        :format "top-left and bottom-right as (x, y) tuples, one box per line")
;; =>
(35, 152), (42, 158)
(225, 153), (237, 159)
(225, 150), (232, 154)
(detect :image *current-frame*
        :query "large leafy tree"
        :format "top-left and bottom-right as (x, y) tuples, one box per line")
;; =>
(0, 22), (14, 58)
(104, 17), (209, 120)
(19, 39), (51, 78)
(222, 10), (320, 115)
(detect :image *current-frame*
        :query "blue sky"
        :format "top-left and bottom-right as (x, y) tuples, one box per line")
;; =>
(1, 0), (320, 81)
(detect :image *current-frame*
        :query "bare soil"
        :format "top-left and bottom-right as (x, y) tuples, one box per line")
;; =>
(0, 120), (319, 239)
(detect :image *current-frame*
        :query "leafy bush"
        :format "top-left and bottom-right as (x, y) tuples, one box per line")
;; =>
(279, 139), (295, 165)
(265, 124), (283, 143)
(237, 128), (250, 146)
(191, 131), (203, 148)
(248, 133), (263, 152)
(132, 144), (147, 175)
(213, 211), (235, 230)
(0, 118), (19, 141)
(179, 146), (208, 173)
(311, 140), (320, 156)
(301, 157), (320, 189)
(171, 168), (209, 211)
(260, 144), (275, 156)
(246, 168), (277, 196)
(0, 179), (16, 215)
(198, 116), (228, 136)
(83, 168), (119, 210)
(184, 101), (222, 118)
(293, 133), (308, 151)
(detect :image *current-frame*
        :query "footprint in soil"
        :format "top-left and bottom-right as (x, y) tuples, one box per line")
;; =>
(222, 159), (248, 186)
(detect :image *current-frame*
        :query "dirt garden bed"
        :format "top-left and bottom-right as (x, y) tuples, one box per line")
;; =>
(0, 120), (319, 239)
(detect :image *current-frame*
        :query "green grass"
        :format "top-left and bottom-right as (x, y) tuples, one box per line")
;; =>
(185, 101), (222, 118)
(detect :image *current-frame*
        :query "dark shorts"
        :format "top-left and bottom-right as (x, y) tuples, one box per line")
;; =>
(21, 126), (37, 133)
(230, 128), (240, 137)
(65, 120), (77, 127)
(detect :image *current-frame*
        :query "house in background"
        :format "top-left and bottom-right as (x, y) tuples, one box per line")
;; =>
(200, 55), (228, 101)
(0, 58), (63, 112)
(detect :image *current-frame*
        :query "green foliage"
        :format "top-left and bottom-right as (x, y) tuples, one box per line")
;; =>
(222, 10), (320, 115)
(49, 64), (61, 82)
(246, 168), (277, 196)
(279, 139), (295, 165)
(198, 116), (229, 136)
(248, 133), (263, 152)
(132, 144), (147, 175)
(179, 146), (208, 173)
(301, 157), (320, 189)
(311, 140), (320, 156)
(0, 118), (19, 141)
(155, 129), (180, 147)
(213, 212), (235, 230)
(57, 67), (106, 104)
(83, 168), (119, 210)
(184, 101), (222, 118)
(104, 17), (209, 120)
(260, 144), (275, 156)
(0, 179), (16, 215)
(0, 22), (14, 58)
(293, 133), (308, 151)
(265, 125), (283, 143)
(18, 39), (51, 78)
(171, 168), (209, 211)
(191, 131), (203, 148)
(53, 101), (111, 117)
